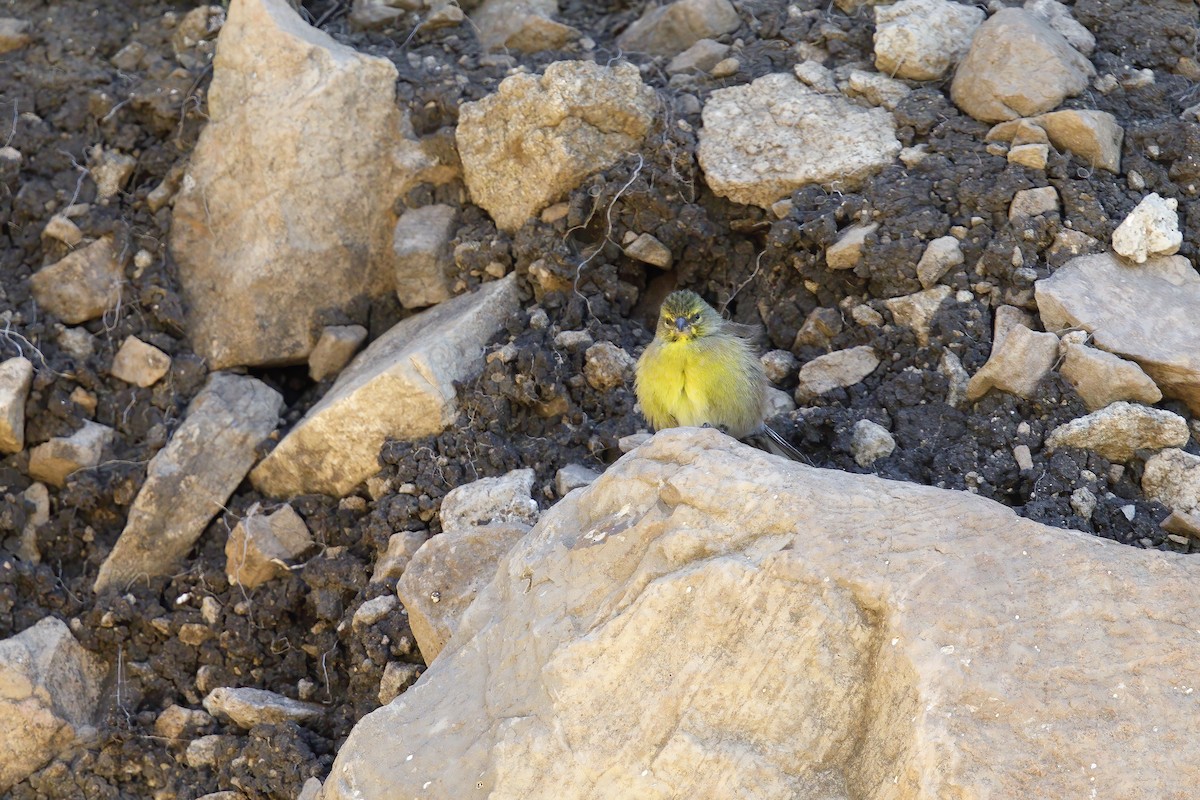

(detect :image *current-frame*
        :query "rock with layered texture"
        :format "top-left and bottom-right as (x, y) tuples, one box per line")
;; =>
(456, 61), (656, 232)
(950, 8), (1094, 123)
(0, 617), (109, 792)
(320, 429), (1200, 800)
(1035, 252), (1200, 412)
(699, 73), (899, 209)
(251, 276), (520, 498)
(1045, 402), (1189, 462)
(171, 0), (430, 369)
(94, 373), (283, 592)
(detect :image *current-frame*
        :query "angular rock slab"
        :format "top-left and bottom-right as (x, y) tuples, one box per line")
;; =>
(94, 373), (283, 592)
(171, 0), (416, 369)
(322, 429), (1200, 799)
(0, 617), (109, 792)
(699, 73), (900, 209)
(251, 276), (520, 498)
(1035, 252), (1200, 412)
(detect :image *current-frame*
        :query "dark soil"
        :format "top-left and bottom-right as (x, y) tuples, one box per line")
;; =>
(1, 0), (1198, 797)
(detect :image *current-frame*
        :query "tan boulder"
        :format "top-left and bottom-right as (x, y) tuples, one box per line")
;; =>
(1045, 402), (1189, 462)
(110, 336), (171, 387)
(1142, 448), (1200, 516)
(1060, 343), (1162, 411)
(966, 323), (1058, 401)
(616, 0), (740, 58)
(320, 429), (1200, 799)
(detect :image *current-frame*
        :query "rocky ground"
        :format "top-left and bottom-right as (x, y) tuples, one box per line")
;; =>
(1, 0), (1199, 797)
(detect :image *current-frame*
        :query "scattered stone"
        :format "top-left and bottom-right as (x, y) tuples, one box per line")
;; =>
(699, 74), (899, 209)
(555, 464), (600, 496)
(225, 503), (313, 588)
(1035, 253), (1200, 412)
(0, 617), (108, 793)
(55, 326), (96, 361)
(825, 222), (878, 270)
(0, 17), (32, 53)
(0, 357), (33, 454)
(760, 350), (798, 384)
(916, 236), (964, 288)
(584, 342), (635, 391)
(1161, 508), (1200, 540)
(966, 324), (1058, 402)
(28, 421), (114, 488)
(793, 306), (844, 350)
(110, 336), (171, 387)
(153, 704), (215, 742)
(1013, 443), (1034, 471)
(184, 735), (224, 769)
(457, 61), (656, 232)
(29, 236), (123, 325)
(1009, 186), (1059, 219)
(347, 0), (407, 30)
(793, 59), (838, 94)
(251, 276), (519, 498)
(297, 777), (324, 800)
(622, 233), (672, 268)
(171, 0), (426, 369)
(371, 530), (428, 583)
(844, 69), (911, 110)
(1045, 402), (1189, 462)
(202, 687), (323, 729)
(393, 204), (457, 309)
(709, 57), (739, 78)
(146, 164), (185, 212)
(552, 330), (593, 351)
(1048, 228), (1101, 261)
(1060, 344), (1162, 411)
(1111, 193), (1181, 264)
(440, 468), (538, 530)
(873, 0), (984, 81)
(88, 146), (136, 200)
(17, 483), (48, 564)
(94, 374), (283, 592)
(397, 522), (530, 664)
(472, 0), (577, 52)
(939, 350), (970, 408)
(992, 305), (1035, 349)
(1142, 449), (1200, 515)
(884, 285), (952, 347)
(666, 38), (729, 75)
(1008, 143), (1049, 169)
(1070, 487), (1097, 520)
(308, 324), (369, 382)
(1024, 0), (1094, 55)
(795, 346), (880, 401)
(42, 215), (83, 247)
(1034, 110), (1122, 172)
(950, 8), (1094, 123)
(353, 595), (398, 630)
(378, 662), (423, 705)
(616, 0), (740, 57)
(322, 430), (1200, 800)
(851, 419), (896, 467)
(764, 387), (795, 419)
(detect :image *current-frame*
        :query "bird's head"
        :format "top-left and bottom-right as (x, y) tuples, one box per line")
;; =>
(657, 290), (719, 343)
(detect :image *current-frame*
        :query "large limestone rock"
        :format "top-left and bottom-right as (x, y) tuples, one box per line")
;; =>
(0, 356), (33, 453)
(94, 373), (283, 593)
(320, 429), (1200, 799)
(1044, 402), (1189, 462)
(28, 237), (123, 325)
(698, 73), (900, 209)
(0, 617), (108, 792)
(251, 276), (520, 498)
(873, 0), (984, 81)
(171, 0), (424, 369)
(456, 61), (656, 232)
(616, 0), (740, 58)
(950, 8), (1094, 122)
(1035, 252), (1200, 412)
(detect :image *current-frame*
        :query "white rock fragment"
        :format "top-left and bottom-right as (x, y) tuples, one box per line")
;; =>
(110, 336), (171, 387)
(873, 0), (984, 81)
(698, 73), (900, 209)
(584, 342), (635, 391)
(844, 69), (911, 110)
(916, 235), (964, 288)
(1111, 193), (1181, 264)
(1045, 402), (1189, 462)
(0, 357), (33, 453)
(88, 146), (136, 200)
(353, 595), (398, 630)
(795, 346), (880, 401)
(202, 687), (323, 729)
(440, 468), (539, 530)
(851, 419), (896, 467)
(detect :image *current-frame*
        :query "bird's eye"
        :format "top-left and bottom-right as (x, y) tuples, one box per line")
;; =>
(690, 312), (701, 322)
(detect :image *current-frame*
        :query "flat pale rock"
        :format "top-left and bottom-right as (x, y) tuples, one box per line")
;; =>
(915, 234), (964, 288)
(873, 0), (984, 81)
(308, 324), (368, 382)
(202, 687), (323, 729)
(225, 503), (313, 588)
(393, 204), (456, 309)
(456, 61), (656, 232)
(110, 336), (171, 387)
(666, 38), (729, 75)
(28, 421), (115, 488)
(370, 530), (428, 584)
(699, 73), (899, 209)
(825, 222), (878, 270)
(1142, 448), (1200, 515)
(850, 419), (895, 467)
(1044, 402), (1188, 462)
(1111, 192), (1181, 264)
(0, 617), (108, 792)
(1060, 343), (1162, 411)
(94, 373), (283, 592)
(29, 237), (123, 325)
(884, 285), (952, 347)
(950, 8), (1094, 123)
(1035, 252), (1200, 412)
(471, 0), (578, 53)
(795, 345), (879, 401)
(320, 429), (1200, 799)
(171, 0), (424, 369)
(251, 276), (520, 498)
(1009, 185), (1059, 218)
(0, 356), (33, 453)
(616, 0), (740, 58)
(1034, 109), (1122, 172)
(397, 522), (529, 664)
(440, 468), (539, 530)
(966, 323), (1058, 401)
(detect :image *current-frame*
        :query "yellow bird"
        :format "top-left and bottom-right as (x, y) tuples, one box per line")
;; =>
(634, 290), (768, 439)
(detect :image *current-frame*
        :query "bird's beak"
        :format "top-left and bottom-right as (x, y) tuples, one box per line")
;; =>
(675, 317), (688, 332)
